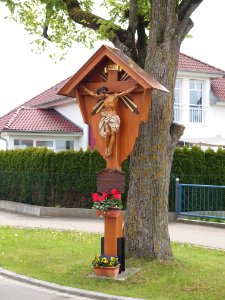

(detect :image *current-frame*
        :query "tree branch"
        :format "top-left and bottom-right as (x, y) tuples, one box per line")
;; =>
(136, 14), (148, 68)
(128, 0), (138, 36)
(178, 0), (204, 21)
(178, 0), (204, 43)
(178, 17), (194, 42)
(62, 1), (140, 63)
(43, 25), (51, 41)
(170, 122), (185, 149)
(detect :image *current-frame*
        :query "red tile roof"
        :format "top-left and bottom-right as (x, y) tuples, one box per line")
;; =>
(178, 53), (225, 75)
(0, 107), (82, 133)
(23, 77), (73, 108)
(211, 77), (225, 101)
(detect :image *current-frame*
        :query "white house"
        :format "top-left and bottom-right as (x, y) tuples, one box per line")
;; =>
(0, 52), (224, 151)
(0, 77), (89, 152)
(175, 53), (225, 149)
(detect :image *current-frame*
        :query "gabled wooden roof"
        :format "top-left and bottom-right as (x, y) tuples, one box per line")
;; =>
(58, 44), (168, 97)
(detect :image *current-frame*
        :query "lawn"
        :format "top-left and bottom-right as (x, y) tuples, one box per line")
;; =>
(0, 226), (225, 300)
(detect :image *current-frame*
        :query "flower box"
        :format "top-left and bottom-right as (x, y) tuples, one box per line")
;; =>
(96, 209), (122, 218)
(92, 189), (123, 212)
(93, 266), (120, 277)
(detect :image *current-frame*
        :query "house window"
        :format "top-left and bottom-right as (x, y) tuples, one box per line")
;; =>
(36, 141), (53, 149)
(174, 79), (182, 122)
(189, 80), (203, 123)
(55, 140), (74, 152)
(14, 139), (33, 149)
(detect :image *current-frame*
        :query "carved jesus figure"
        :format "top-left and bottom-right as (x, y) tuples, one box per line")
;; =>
(81, 84), (138, 158)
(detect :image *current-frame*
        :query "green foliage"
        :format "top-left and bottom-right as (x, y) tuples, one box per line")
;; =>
(1, 0), (151, 58)
(172, 146), (206, 183)
(169, 146), (225, 211)
(101, 0), (129, 26)
(1, 146), (225, 211)
(0, 148), (105, 208)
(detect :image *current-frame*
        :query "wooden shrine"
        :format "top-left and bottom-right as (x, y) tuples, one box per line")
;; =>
(58, 45), (168, 170)
(58, 44), (168, 275)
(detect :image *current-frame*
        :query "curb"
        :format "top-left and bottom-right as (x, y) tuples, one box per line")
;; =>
(177, 218), (225, 228)
(0, 200), (176, 221)
(0, 267), (143, 300)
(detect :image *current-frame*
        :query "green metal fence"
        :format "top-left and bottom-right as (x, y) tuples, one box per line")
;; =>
(177, 180), (225, 220)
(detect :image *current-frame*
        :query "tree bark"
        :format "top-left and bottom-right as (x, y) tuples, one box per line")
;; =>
(124, 0), (188, 260)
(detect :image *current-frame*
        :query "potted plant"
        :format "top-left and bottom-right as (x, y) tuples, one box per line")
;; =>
(91, 189), (123, 217)
(92, 253), (120, 277)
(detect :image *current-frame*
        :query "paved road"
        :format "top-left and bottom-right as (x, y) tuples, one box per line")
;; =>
(0, 210), (225, 250)
(0, 275), (95, 300)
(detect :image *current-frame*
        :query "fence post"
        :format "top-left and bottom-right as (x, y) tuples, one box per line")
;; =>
(175, 178), (180, 220)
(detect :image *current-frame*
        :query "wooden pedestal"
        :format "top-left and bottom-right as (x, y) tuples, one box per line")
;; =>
(104, 211), (123, 257)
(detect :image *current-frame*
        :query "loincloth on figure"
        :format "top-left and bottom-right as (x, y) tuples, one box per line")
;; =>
(99, 112), (120, 138)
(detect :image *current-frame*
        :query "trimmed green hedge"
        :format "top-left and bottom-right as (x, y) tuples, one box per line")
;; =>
(169, 146), (225, 211)
(0, 148), (105, 208)
(1, 146), (225, 210)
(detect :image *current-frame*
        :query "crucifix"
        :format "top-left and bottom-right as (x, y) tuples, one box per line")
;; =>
(79, 62), (142, 169)
(81, 81), (139, 159)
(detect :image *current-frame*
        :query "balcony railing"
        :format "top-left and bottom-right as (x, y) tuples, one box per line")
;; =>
(174, 104), (208, 125)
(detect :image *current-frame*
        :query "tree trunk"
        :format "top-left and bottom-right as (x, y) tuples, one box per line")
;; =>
(124, 0), (185, 260)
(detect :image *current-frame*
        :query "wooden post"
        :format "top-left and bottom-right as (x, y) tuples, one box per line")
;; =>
(96, 169), (124, 257)
(104, 210), (123, 256)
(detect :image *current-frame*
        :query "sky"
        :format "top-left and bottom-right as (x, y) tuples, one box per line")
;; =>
(0, 0), (225, 118)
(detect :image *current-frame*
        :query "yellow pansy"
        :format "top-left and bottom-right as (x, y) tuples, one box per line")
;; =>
(101, 257), (108, 264)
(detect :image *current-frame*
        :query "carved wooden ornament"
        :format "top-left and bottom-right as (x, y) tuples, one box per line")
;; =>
(58, 45), (168, 169)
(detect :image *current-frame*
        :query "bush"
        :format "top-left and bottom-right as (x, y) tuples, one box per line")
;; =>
(1, 146), (225, 210)
(0, 148), (105, 207)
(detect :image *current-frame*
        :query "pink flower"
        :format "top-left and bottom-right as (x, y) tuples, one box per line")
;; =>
(102, 192), (109, 199)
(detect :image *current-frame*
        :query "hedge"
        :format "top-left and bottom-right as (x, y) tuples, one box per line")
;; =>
(0, 148), (105, 208)
(1, 146), (225, 210)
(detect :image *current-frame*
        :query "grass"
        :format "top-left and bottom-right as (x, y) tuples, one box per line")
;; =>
(188, 216), (225, 223)
(0, 226), (225, 300)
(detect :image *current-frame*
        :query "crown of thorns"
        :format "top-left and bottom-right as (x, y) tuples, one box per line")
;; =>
(96, 86), (108, 94)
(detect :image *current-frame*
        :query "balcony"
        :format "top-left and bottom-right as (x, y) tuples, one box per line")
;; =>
(174, 104), (208, 125)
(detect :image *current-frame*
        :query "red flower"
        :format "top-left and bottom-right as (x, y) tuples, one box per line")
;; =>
(92, 193), (100, 202)
(111, 189), (119, 195)
(102, 192), (109, 199)
(113, 193), (120, 200)
(98, 196), (105, 202)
